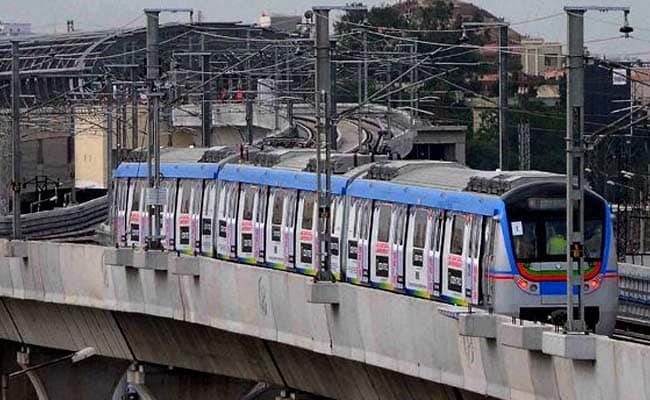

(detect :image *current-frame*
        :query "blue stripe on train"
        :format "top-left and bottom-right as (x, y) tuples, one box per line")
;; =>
(346, 179), (504, 217)
(114, 162), (220, 179)
(218, 164), (349, 194)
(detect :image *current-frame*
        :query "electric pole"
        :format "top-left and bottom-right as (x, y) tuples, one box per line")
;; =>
(563, 5), (632, 332)
(106, 77), (114, 221)
(201, 51), (212, 147)
(313, 7), (333, 281)
(145, 9), (162, 249)
(311, 4), (366, 281)
(498, 23), (508, 170)
(245, 98), (253, 145)
(11, 40), (21, 239)
(131, 43), (139, 150)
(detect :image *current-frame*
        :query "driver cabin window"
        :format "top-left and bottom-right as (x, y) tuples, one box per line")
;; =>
(545, 220), (567, 256)
(513, 221), (538, 260)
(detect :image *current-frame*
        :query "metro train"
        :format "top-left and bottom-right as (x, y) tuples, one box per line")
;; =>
(112, 147), (618, 334)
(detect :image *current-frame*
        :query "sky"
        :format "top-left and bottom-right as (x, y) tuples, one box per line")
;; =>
(2, 0), (650, 58)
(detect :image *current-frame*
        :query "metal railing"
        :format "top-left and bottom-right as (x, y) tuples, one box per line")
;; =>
(619, 263), (650, 322)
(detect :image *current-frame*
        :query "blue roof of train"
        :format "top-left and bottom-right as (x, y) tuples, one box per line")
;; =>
(114, 163), (220, 179)
(219, 164), (349, 193)
(347, 179), (504, 217)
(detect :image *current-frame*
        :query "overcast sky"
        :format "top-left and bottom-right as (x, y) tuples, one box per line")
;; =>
(3, 0), (650, 58)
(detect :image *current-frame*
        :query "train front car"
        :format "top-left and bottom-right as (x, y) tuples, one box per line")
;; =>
(494, 181), (617, 334)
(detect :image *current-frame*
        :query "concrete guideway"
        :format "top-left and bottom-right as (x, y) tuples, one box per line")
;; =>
(0, 240), (649, 400)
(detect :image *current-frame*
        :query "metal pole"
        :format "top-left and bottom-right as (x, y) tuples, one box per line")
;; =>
(314, 8), (333, 281)
(315, 9), (331, 125)
(131, 44), (139, 150)
(363, 30), (368, 104)
(274, 46), (280, 131)
(201, 52), (212, 147)
(315, 90), (324, 278)
(121, 87), (127, 157)
(106, 77), (114, 230)
(69, 102), (76, 204)
(410, 42), (416, 124)
(566, 10), (586, 332)
(145, 10), (162, 249)
(358, 60), (363, 149)
(245, 98), (254, 145)
(11, 41), (21, 239)
(330, 39), (338, 151)
(498, 24), (508, 171)
(386, 64), (392, 138)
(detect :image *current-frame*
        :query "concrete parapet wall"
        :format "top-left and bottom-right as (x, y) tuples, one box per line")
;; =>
(0, 240), (648, 400)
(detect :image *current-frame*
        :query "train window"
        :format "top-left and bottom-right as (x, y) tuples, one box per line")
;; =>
(302, 193), (314, 230)
(413, 208), (427, 249)
(360, 201), (371, 237)
(377, 204), (391, 243)
(513, 221), (538, 259)
(132, 181), (143, 210)
(450, 214), (465, 255)
(272, 191), (284, 225)
(242, 187), (255, 221)
(394, 206), (406, 245)
(179, 181), (192, 214)
(584, 220), (603, 259)
(228, 186), (238, 218)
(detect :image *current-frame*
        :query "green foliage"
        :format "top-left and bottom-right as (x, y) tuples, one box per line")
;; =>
(466, 110), (498, 170)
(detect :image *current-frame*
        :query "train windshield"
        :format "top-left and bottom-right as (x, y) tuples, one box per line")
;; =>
(504, 183), (606, 264)
(511, 218), (602, 262)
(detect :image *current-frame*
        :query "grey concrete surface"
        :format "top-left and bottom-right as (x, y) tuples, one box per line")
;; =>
(0, 240), (648, 400)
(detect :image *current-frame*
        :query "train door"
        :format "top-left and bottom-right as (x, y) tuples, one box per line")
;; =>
(161, 179), (178, 251)
(442, 213), (469, 302)
(405, 207), (434, 298)
(216, 181), (239, 260)
(175, 180), (203, 255)
(254, 186), (268, 264)
(465, 215), (484, 305)
(266, 188), (297, 269)
(370, 202), (407, 290)
(114, 179), (129, 247)
(345, 197), (372, 284)
(237, 184), (265, 264)
(200, 181), (217, 257)
(126, 179), (147, 248)
(432, 210), (445, 297)
(481, 218), (496, 307)
(295, 191), (318, 275)
(331, 196), (344, 280)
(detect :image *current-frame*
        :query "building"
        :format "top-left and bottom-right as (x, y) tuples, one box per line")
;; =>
(259, 13), (301, 34)
(0, 21), (31, 37)
(521, 38), (562, 76)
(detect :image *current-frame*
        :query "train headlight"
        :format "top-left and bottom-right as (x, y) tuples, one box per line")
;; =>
(515, 277), (538, 294)
(584, 275), (603, 293)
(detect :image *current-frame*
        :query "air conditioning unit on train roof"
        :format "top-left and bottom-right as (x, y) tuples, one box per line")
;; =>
(465, 176), (512, 195)
(198, 146), (236, 163)
(304, 154), (381, 175)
